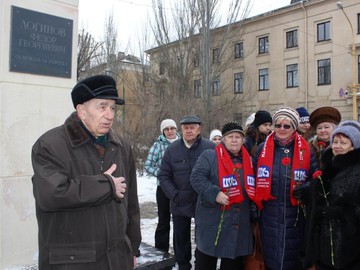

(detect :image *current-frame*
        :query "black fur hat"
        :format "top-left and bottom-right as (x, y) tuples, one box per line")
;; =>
(221, 122), (245, 137)
(71, 75), (125, 108)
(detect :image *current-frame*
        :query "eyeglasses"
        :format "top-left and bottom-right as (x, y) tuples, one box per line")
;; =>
(274, 124), (292, 129)
(163, 127), (176, 132)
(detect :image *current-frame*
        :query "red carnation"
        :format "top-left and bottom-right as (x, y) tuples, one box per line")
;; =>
(317, 141), (326, 150)
(313, 170), (322, 179)
(281, 157), (291, 166)
(233, 163), (242, 173)
(234, 163), (242, 169)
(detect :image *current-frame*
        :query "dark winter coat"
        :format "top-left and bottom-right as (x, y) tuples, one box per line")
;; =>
(308, 136), (330, 167)
(158, 135), (215, 217)
(301, 147), (360, 270)
(254, 138), (317, 270)
(190, 148), (254, 258)
(31, 112), (141, 270)
(244, 124), (268, 158)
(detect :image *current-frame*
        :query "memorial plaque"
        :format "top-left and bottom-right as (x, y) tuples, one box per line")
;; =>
(10, 6), (73, 78)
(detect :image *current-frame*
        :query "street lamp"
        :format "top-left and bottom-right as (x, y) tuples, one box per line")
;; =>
(105, 69), (126, 122)
(337, 1), (358, 120)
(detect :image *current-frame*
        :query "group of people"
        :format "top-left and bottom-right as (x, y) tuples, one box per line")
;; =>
(31, 74), (360, 270)
(145, 104), (360, 270)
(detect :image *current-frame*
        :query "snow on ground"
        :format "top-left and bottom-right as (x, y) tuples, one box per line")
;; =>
(137, 174), (157, 205)
(137, 173), (159, 246)
(138, 174), (198, 269)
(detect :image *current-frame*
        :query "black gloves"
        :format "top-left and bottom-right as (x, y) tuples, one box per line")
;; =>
(293, 182), (310, 203)
(250, 202), (259, 224)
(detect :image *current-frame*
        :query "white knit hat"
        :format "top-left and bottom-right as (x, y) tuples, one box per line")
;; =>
(160, 119), (177, 133)
(245, 113), (255, 127)
(209, 129), (222, 141)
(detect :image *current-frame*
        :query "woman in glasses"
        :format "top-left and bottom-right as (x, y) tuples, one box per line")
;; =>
(308, 107), (341, 166)
(253, 107), (317, 270)
(144, 119), (180, 253)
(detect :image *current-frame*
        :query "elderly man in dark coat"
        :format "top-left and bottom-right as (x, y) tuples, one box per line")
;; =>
(31, 75), (141, 270)
(158, 115), (215, 270)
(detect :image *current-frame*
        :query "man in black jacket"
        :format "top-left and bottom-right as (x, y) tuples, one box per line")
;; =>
(158, 115), (215, 270)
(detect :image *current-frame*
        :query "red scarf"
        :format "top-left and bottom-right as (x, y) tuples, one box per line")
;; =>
(255, 131), (310, 210)
(216, 144), (256, 209)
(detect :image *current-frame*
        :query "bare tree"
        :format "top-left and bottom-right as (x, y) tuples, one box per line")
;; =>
(103, 11), (118, 66)
(83, 10), (152, 171)
(77, 29), (102, 79)
(146, 0), (255, 135)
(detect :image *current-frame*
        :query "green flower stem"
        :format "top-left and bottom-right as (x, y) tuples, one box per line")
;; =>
(319, 176), (335, 266)
(214, 206), (225, 246)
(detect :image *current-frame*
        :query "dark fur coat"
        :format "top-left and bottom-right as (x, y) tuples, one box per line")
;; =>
(301, 147), (360, 270)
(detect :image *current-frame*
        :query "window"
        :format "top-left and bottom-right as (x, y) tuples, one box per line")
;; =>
(212, 76), (220, 96)
(259, 68), (269, 90)
(194, 53), (200, 67)
(235, 42), (244, 59)
(194, 79), (201, 98)
(317, 21), (331, 42)
(213, 48), (220, 63)
(286, 64), (298, 88)
(286, 30), (298, 48)
(318, 59), (331, 85)
(233, 113), (242, 124)
(259, 36), (269, 54)
(159, 62), (165, 75)
(358, 13), (360, 34)
(358, 55), (360, 84)
(159, 87), (165, 103)
(234, 72), (244, 93)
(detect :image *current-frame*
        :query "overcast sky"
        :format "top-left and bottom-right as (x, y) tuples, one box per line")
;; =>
(78, 0), (290, 53)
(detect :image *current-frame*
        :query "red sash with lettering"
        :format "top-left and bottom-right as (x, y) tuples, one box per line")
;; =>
(216, 144), (256, 209)
(255, 131), (310, 209)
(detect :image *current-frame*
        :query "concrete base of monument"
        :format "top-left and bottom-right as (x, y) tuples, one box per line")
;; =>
(136, 242), (176, 270)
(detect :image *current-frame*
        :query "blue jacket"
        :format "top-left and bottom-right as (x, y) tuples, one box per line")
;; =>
(158, 135), (215, 217)
(254, 138), (317, 270)
(190, 148), (254, 259)
(144, 133), (180, 184)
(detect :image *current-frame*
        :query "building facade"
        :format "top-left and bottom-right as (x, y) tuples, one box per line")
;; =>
(146, 0), (360, 126)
